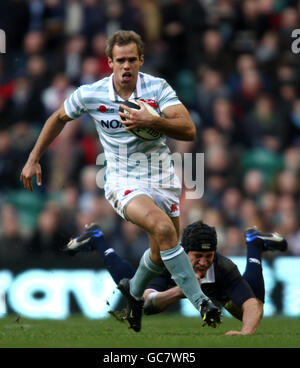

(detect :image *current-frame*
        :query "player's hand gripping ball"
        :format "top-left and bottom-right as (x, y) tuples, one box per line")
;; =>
(200, 298), (222, 328)
(119, 99), (162, 141)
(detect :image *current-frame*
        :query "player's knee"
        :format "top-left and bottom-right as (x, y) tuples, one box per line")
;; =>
(144, 212), (175, 237)
(153, 219), (177, 244)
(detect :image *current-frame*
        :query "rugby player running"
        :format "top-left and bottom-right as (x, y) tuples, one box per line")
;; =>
(20, 30), (218, 332)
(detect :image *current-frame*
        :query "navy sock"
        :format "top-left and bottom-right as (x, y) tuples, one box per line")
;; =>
(243, 240), (265, 303)
(91, 237), (135, 285)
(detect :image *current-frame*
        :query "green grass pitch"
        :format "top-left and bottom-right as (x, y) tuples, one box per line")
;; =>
(1, 314), (300, 348)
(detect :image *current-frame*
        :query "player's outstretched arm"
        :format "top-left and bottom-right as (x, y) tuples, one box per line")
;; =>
(225, 298), (263, 336)
(20, 105), (72, 192)
(143, 287), (185, 315)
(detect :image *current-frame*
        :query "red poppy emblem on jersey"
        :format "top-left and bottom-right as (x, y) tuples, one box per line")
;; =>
(124, 190), (132, 196)
(99, 105), (107, 113)
(170, 204), (178, 212)
(140, 99), (158, 109)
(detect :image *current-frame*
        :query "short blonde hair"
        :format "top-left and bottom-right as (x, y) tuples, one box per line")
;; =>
(105, 30), (144, 59)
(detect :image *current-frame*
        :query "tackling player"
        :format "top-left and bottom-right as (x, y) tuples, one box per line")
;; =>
(20, 30), (213, 332)
(65, 221), (287, 335)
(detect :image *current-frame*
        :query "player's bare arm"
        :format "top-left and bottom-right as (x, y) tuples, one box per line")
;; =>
(119, 102), (196, 141)
(143, 267), (202, 315)
(222, 300), (242, 320)
(20, 105), (72, 192)
(225, 298), (263, 336)
(143, 286), (185, 315)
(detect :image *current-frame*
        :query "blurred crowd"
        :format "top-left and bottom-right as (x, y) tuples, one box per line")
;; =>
(0, 0), (300, 268)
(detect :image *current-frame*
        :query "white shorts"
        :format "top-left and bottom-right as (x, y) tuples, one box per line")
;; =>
(105, 185), (181, 221)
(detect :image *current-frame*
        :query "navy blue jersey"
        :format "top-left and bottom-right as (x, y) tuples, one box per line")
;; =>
(146, 252), (255, 308)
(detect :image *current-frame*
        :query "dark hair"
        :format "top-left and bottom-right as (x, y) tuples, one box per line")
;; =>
(105, 30), (144, 59)
(181, 221), (217, 252)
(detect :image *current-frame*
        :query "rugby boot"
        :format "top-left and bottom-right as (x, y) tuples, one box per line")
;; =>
(244, 226), (287, 252)
(118, 278), (144, 332)
(64, 223), (103, 254)
(200, 298), (222, 328)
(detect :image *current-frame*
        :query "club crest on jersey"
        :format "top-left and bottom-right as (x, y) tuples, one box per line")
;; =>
(98, 105), (115, 113)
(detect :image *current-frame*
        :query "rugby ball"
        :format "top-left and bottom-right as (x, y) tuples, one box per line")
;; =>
(119, 99), (162, 141)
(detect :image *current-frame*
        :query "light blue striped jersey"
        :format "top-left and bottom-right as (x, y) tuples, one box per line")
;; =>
(64, 72), (182, 190)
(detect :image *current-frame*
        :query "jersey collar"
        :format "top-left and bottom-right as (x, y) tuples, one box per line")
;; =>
(201, 264), (215, 284)
(108, 72), (142, 102)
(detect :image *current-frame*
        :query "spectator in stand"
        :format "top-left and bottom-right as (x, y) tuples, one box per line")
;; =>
(196, 28), (233, 78)
(212, 97), (242, 147)
(240, 198), (264, 230)
(79, 56), (100, 84)
(275, 211), (299, 248)
(243, 93), (286, 151)
(196, 66), (230, 124)
(277, 194), (297, 219)
(259, 191), (278, 230)
(255, 31), (281, 78)
(82, 0), (106, 39)
(0, 204), (26, 264)
(0, 96), (13, 130)
(204, 143), (232, 209)
(226, 53), (257, 95)
(43, 0), (65, 50)
(59, 184), (80, 236)
(59, 35), (87, 84)
(232, 68), (272, 120)
(278, 6), (300, 51)
(139, 0), (162, 44)
(221, 225), (245, 256)
(25, 54), (50, 124)
(26, 204), (70, 258)
(274, 170), (299, 198)
(64, 0), (84, 37)
(283, 146), (300, 173)
(0, 130), (23, 191)
(233, 0), (269, 45)
(160, 0), (207, 79)
(221, 187), (243, 228)
(91, 33), (112, 79)
(10, 76), (34, 123)
(243, 169), (265, 201)
(288, 99), (300, 147)
(42, 73), (75, 116)
(10, 121), (39, 157)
